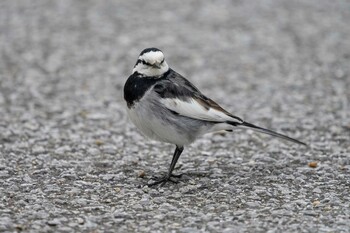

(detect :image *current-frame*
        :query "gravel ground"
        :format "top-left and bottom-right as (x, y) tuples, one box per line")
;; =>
(1, 0), (350, 232)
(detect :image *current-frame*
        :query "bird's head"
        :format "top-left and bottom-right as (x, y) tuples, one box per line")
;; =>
(132, 48), (169, 77)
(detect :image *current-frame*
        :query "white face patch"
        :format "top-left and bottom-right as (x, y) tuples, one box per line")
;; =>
(133, 50), (169, 77)
(139, 51), (165, 65)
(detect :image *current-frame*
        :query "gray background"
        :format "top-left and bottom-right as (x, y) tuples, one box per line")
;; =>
(0, 0), (349, 232)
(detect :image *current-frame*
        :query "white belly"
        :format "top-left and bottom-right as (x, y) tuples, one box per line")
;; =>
(127, 105), (191, 146)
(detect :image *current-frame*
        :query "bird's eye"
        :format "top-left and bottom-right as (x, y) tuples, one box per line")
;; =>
(160, 59), (164, 64)
(142, 60), (152, 66)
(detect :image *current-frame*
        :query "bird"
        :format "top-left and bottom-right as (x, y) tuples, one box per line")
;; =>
(123, 47), (306, 186)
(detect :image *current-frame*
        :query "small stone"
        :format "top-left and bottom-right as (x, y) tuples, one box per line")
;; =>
(79, 110), (88, 118)
(205, 157), (216, 164)
(313, 187), (322, 193)
(32, 146), (46, 154)
(102, 145), (117, 154)
(113, 210), (131, 219)
(308, 161), (318, 168)
(95, 140), (104, 146)
(54, 146), (71, 155)
(47, 219), (60, 226)
(303, 210), (318, 216)
(312, 200), (320, 207)
(140, 198), (150, 205)
(15, 225), (26, 231)
(87, 147), (100, 156)
(76, 217), (85, 224)
(138, 170), (146, 178)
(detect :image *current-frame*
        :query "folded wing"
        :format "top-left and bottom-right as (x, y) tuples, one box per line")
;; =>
(153, 75), (243, 124)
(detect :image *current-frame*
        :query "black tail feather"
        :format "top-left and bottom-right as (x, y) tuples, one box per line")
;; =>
(228, 121), (307, 146)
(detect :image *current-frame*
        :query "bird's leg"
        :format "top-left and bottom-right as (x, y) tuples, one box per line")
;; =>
(148, 146), (184, 187)
(167, 147), (183, 178)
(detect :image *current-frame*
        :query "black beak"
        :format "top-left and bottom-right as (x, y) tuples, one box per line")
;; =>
(151, 63), (161, 69)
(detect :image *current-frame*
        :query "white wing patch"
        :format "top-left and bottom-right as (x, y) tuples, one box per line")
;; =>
(161, 98), (241, 123)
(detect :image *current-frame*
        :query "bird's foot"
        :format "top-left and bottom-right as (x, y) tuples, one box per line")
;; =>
(148, 173), (183, 187)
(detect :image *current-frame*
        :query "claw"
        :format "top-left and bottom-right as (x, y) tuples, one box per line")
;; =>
(148, 173), (183, 187)
(169, 173), (183, 178)
(148, 146), (184, 187)
(151, 173), (183, 180)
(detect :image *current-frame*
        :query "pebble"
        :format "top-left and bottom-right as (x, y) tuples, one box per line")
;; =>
(102, 145), (117, 154)
(76, 217), (85, 224)
(87, 147), (100, 156)
(47, 219), (60, 226)
(54, 146), (71, 155)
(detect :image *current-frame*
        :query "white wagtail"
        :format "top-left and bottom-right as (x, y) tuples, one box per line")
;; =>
(124, 48), (306, 186)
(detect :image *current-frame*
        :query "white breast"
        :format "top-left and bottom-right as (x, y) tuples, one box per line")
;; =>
(126, 102), (192, 146)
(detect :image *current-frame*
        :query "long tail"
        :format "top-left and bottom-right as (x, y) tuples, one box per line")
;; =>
(228, 121), (307, 146)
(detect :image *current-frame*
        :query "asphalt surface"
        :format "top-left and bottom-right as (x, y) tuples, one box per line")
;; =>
(0, 0), (350, 232)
